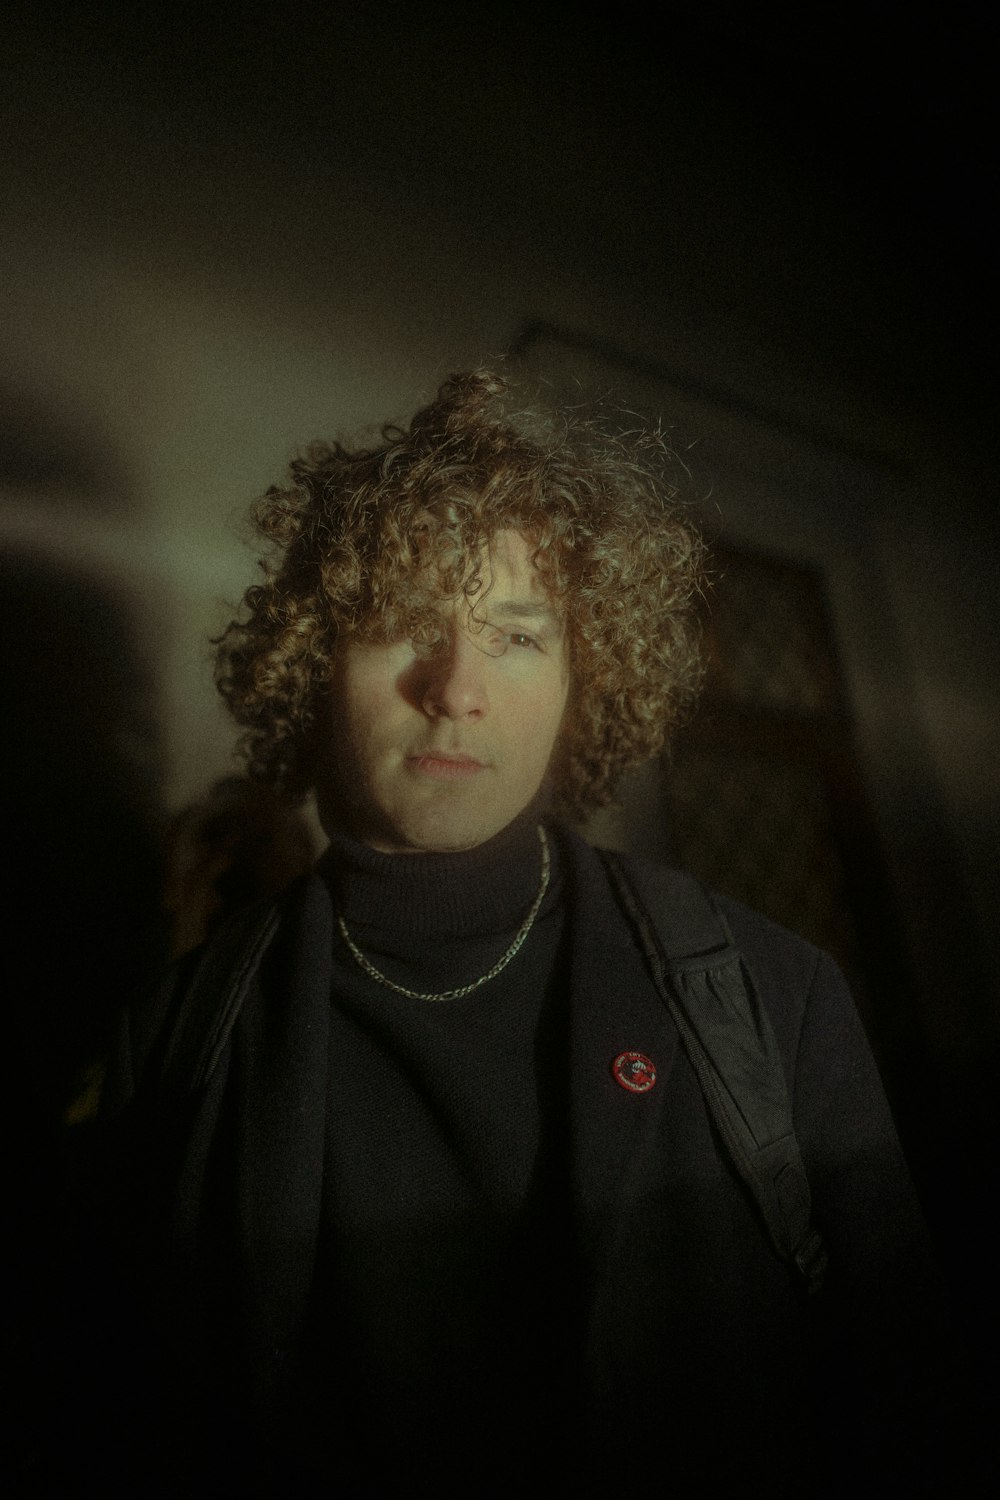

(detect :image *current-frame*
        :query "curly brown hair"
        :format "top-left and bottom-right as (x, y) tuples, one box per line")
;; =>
(215, 370), (705, 821)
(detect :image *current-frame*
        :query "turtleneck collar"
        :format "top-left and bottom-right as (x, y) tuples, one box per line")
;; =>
(318, 810), (556, 941)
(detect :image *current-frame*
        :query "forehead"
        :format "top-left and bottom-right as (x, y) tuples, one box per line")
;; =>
(352, 524), (567, 648)
(475, 530), (550, 596)
(413, 525), (559, 610)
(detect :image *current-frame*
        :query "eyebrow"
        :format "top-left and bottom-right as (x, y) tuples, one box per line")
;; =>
(482, 600), (562, 631)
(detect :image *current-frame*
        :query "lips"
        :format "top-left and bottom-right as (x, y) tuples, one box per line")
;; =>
(406, 751), (486, 781)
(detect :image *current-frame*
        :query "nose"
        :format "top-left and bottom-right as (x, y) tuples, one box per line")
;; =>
(419, 629), (489, 722)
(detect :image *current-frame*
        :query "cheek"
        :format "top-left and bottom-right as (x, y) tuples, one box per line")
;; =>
(547, 677), (574, 753)
(525, 675), (570, 760)
(339, 661), (403, 740)
(344, 687), (383, 735)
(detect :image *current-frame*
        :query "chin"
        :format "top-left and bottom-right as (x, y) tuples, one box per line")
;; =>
(391, 822), (495, 855)
(381, 803), (510, 855)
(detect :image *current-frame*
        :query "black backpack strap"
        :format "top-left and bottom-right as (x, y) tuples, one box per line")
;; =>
(160, 896), (282, 1094)
(601, 850), (828, 1295)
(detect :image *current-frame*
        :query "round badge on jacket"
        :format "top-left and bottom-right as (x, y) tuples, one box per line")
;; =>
(612, 1051), (657, 1093)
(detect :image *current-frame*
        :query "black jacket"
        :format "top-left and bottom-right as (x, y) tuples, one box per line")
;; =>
(89, 829), (961, 1494)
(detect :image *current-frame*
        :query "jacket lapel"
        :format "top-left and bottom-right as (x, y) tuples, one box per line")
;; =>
(561, 832), (682, 1277)
(228, 873), (334, 1411)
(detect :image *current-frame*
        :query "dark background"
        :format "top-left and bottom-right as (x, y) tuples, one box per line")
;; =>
(3, 0), (997, 1360)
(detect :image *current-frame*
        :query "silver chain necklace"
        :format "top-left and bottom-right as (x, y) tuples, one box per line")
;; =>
(337, 824), (550, 1002)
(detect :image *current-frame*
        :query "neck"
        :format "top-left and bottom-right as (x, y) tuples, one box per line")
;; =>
(319, 810), (551, 942)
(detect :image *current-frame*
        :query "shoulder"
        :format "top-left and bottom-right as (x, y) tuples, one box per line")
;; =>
(104, 870), (328, 1110)
(712, 889), (830, 992)
(555, 824), (849, 1052)
(557, 822), (826, 976)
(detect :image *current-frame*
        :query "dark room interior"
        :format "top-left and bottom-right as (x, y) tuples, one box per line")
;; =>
(4, 2), (996, 1486)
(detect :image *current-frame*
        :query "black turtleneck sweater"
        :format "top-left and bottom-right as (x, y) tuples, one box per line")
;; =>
(293, 813), (578, 1492)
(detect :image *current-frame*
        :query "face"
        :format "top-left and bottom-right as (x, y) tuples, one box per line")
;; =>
(314, 531), (570, 853)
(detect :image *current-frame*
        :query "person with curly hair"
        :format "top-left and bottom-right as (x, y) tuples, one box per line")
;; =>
(214, 368), (704, 830)
(92, 372), (961, 1496)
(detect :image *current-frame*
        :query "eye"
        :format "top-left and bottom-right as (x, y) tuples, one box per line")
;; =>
(472, 619), (548, 656)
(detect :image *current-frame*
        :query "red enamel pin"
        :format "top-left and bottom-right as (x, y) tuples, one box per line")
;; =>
(612, 1051), (657, 1093)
